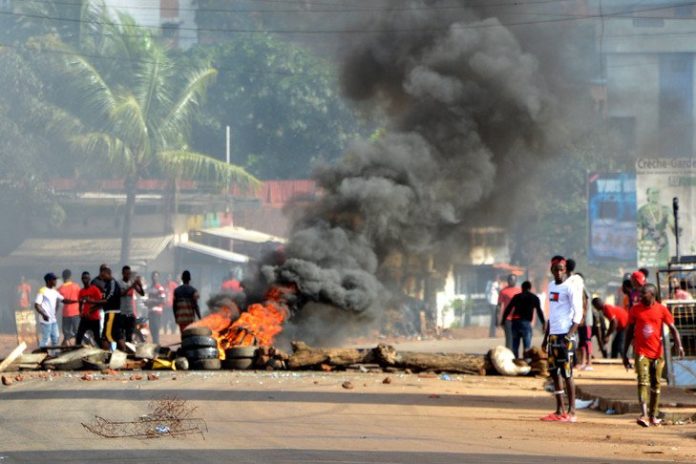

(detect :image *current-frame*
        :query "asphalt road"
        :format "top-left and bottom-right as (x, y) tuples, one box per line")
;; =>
(0, 364), (691, 464)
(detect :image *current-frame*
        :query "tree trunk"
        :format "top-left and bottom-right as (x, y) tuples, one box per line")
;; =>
(287, 342), (373, 370)
(287, 342), (490, 375)
(372, 344), (489, 375)
(120, 176), (137, 265)
(163, 178), (175, 234)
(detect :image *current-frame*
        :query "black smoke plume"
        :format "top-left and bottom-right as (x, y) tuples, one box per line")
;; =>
(267, 3), (557, 338)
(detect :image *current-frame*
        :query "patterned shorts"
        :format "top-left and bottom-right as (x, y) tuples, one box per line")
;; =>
(548, 334), (575, 379)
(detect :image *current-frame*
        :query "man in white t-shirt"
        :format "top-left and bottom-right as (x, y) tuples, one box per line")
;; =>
(34, 273), (78, 348)
(540, 256), (583, 423)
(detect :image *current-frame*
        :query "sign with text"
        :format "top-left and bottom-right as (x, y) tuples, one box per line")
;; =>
(588, 172), (636, 263)
(636, 158), (696, 267)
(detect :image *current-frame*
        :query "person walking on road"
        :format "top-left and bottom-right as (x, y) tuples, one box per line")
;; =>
(541, 256), (583, 423)
(498, 274), (521, 350)
(500, 281), (545, 359)
(173, 270), (200, 335)
(623, 283), (684, 427)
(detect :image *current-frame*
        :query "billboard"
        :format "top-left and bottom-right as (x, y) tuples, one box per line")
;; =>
(636, 158), (696, 268)
(588, 172), (637, 263)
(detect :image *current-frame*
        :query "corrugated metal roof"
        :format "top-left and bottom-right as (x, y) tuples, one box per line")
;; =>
(2, 236), (173, 268)
(200, 226), (286, 244)
(177, 241), (250, 263)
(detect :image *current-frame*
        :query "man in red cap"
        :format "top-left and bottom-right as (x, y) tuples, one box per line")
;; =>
(629, 270), (647, 309)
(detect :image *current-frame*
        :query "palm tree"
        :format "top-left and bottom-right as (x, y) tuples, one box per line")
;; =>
(30, 9), (258, 263)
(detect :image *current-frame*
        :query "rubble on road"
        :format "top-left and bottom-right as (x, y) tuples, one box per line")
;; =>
(0, 340), (543, 377)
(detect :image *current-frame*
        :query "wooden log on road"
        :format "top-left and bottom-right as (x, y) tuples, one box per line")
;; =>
(373, 344), (489, 375)
(0, 342), (27, 373)
(287, 342), (373, 370)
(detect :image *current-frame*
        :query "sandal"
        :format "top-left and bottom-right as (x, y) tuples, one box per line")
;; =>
(560, 414), (577, 423)
(636, 417), (650, 427)
(540, 412), (565, 421)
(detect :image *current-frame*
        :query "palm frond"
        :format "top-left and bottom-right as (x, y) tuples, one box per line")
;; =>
(111, 94), (151, 162)
(70, 131), (134, 170)
(160, 67), (217, 142)
(159, 150), (259, 191)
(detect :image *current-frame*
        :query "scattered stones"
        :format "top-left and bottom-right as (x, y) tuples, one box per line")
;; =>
(1, 376), (13, 386)
(342, 381), (354, 390)
(14, 375), (24, 382)
(382, 377), (393, 384)
(147, 373), (160, 381)
(81, 374), (93, 381)
(129, 374), (143, 381)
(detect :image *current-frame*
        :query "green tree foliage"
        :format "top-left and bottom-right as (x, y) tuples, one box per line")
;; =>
(510, 125), (634, 282)
(182, 35), (363, 179)
(14, 6), (258, 262)
(0, 47), (66, 253)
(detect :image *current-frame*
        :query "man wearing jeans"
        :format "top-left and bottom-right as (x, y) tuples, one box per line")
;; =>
(34, 273), (77, 348)
(501, 281), (546, 359)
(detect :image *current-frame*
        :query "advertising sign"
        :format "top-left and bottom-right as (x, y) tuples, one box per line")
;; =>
(636, 158), (696, 267)
(588, 172), (637, 263)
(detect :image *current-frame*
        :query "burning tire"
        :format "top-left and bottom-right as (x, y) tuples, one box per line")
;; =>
(222, 358), (254, 370)
(182, 327), (213, 338)
(189, 358), (221, 370)
(225, 346), (257, 359)
(181, 336), (217, 349)
(182, 347), (219, 360)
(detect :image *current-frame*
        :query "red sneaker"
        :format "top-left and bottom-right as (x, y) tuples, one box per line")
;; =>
(540, 412), (565, 421)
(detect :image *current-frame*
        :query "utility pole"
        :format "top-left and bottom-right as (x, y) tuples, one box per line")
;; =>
(226, 125), (231, 165)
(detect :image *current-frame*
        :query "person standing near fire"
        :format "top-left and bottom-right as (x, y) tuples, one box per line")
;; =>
(76, 271), (103, 346)
(118, 265), (144, 343)
(541, 256), (583, 423)
(146, 271), (166, 345)
(623, 283), (684, 427)
(34, 273), (78, 348)
(173, 270), (201, 335)
(497, 274), (520, 350)
(58, 269), (81, 346)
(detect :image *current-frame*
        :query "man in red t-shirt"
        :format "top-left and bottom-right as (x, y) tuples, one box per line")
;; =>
(76, 271), (103, 346)
(592, 297), (629, 359)
(497, 274), (521, 350)
(58, 269), (81, 345)
(623, 283), (684, 427)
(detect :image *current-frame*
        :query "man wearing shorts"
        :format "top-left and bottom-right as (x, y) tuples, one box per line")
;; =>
(623, 283), (684, 427)
(541, 256), (583, 423)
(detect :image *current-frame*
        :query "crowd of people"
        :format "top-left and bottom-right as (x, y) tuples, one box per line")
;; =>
(493, 258), (686, 427)
(28, 265), (220, 351)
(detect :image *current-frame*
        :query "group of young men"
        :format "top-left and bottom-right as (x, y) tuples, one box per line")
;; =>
(32, 266), (202, 351)
(539, 257), (684, 426)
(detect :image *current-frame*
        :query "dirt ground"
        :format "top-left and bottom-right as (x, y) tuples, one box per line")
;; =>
(1, 361), (695, 463)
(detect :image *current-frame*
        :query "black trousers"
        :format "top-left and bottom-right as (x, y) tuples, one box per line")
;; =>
(75, 318), (101, 346)
(123, 315), (137, 343)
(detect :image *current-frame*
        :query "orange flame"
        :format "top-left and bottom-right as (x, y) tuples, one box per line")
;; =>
(186, 286), (292, 359)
